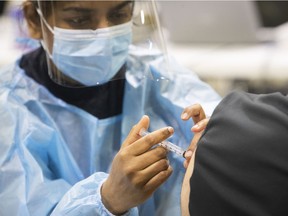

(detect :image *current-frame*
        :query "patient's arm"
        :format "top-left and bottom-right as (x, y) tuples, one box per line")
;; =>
(181, 151), (195, 216)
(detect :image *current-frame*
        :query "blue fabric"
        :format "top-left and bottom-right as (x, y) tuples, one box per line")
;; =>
(51, 22), (132, 86)
(0, 45), (221, 216)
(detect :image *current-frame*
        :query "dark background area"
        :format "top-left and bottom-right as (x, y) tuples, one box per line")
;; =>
(256, 1), (288, 27)
(0, 1), (6, 15)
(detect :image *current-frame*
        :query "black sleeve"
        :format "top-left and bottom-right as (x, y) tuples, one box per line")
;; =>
(189, 91), (288, 216)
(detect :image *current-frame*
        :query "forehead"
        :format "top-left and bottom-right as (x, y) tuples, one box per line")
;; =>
(53, 1), (131, 11)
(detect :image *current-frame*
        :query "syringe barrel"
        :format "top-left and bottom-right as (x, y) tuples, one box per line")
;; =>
(139, 129), (185, 157)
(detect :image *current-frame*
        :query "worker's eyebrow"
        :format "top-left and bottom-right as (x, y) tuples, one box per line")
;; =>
(62, 7), (93, 13)
(61, 1), (133, 13)
(112, 1), (133, 11)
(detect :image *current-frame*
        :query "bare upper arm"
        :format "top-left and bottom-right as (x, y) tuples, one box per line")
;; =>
(181, 151), (196, 216)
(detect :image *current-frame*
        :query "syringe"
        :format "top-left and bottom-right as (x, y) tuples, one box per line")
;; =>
(139, 129), (186, 158)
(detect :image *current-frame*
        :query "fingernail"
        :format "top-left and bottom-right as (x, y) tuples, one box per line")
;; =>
(167, 127), (174, 133)
(192, 124), (200, 129)
(181, 112), (188, 119)
(139, 128), (146, 136)
(184, 150), (193, 158)
(167, 159), (170, 166)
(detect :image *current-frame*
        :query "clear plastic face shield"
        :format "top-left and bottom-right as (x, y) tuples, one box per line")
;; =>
(36, 0), (170, 87)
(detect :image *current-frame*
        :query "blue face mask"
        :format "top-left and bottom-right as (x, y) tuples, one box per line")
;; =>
(42, 20), (132, 86)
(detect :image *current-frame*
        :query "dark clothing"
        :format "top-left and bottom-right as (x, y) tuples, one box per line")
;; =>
(189, 91), (288, 216)
(19, 47), (125, 119)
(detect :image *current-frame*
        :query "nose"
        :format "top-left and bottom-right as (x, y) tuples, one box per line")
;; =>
(96, 17), (111, 29)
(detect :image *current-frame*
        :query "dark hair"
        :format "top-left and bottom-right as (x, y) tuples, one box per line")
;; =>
(31, 0), (53, 18)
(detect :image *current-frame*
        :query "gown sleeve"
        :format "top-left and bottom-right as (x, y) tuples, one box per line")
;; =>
(0, 95), (138, 216)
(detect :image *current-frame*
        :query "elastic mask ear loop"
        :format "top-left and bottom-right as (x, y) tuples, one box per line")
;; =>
(39, 40), (52, 59)
(35, 7), (53, 59)
(35, 8), (54, 34)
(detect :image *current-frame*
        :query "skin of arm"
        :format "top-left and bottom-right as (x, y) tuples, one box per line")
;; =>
(181, 151), (196, 216)
(180, 103), (209, 215)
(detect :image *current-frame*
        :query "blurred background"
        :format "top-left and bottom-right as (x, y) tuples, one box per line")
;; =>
(0, 1), (24, 67)
(1, 0), (288, 96)
(157, 0), (288, 96)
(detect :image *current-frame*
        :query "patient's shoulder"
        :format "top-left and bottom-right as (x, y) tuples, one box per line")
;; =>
(184, 90), (288, 216)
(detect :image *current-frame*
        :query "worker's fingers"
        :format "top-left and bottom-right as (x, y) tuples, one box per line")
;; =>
(129, 127), (174, 155)
(191, 117), (210, 133)
(183, 159), (189, 169)
(183, 131), (202, 169)
(181, 103), (206, 124)
(134, 146), (168, 170)
(133, 158), (170, 186)
(144, 165), (173, 193)
(121, 115), (150, 148)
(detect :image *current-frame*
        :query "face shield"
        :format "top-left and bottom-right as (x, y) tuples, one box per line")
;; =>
(36, 0), (170, 87)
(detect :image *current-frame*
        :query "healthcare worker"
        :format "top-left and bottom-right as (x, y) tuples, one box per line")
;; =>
(0, 0), (221, 215)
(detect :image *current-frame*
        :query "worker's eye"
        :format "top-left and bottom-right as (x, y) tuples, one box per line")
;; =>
(108, 9), (132, 25)
(64, 16), (92, 28)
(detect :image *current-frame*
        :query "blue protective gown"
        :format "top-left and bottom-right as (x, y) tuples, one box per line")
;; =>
(0, 45), (221, 216)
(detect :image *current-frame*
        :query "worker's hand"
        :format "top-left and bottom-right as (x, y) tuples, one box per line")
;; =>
(181, 104), (210, 169)
(101, 115), (173, 215)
